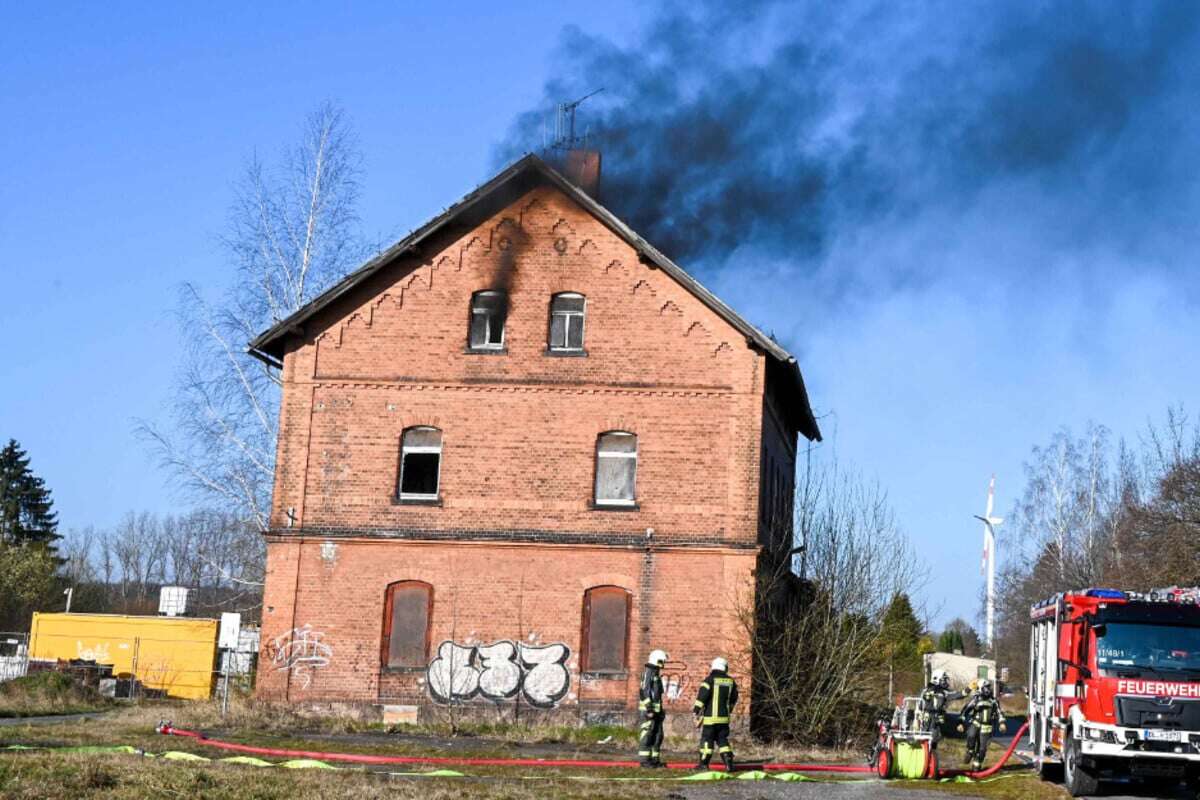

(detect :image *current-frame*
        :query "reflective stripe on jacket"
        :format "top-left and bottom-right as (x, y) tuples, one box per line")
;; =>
(693, 671), (738, 724)
(639, 665), (664, 714)
(961, 695), (1003, 734)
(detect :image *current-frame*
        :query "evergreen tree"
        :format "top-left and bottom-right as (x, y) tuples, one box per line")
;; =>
(879, 593), (925, 692)
(943, 617), (982, 656)
(0, 439), (60, 549)
(938, 628), (966, 653)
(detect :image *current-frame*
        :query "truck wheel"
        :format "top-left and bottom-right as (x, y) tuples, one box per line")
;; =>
(1063, 737), (1098, 797)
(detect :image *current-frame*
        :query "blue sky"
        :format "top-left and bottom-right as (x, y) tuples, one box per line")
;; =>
(3, 2), (1199, 628)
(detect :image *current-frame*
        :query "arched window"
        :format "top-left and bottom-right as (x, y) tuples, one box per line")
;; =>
(381, 581), (433, 669)
(548, 292), (586, 351)
(594, 431), (637, 506)
(581, 586), (630, 673)
(469, 290), (507, 350)
(398, 427), (442, 501)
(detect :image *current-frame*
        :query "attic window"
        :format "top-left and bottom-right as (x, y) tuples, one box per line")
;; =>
(549, 293), (586, 351)
(469, 291), (506, 350)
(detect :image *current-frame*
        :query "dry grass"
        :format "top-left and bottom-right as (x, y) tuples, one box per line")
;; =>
(0, 751), (666, 800)
(0, 699), (1073, 798)
(998, 690), (1028, 716)
(0, 673), (114, 718)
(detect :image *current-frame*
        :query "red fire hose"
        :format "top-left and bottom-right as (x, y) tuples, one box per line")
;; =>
(941, 721), (1030, 780)
(156, 723), (872, 773)
(157, 722), (1027, 777)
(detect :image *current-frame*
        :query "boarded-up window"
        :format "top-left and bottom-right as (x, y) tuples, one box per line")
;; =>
(595, 432), (637, 505)
(399, 427), (442, 500)
(582, 586), (630, 673)
(549, 293), (585, 350)
(469, 290), (506, 349)
(382, 581), (432, 668)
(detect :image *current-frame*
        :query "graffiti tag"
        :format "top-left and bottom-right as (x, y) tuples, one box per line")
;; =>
(76, 641), (111, 662)
(427, 640), (570, 707)
(265, 624), (332, 689)
(662, 660), (691, 703)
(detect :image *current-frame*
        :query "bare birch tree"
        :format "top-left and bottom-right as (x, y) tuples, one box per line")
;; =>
(138, 103), (366, 578)
(741, 454), (925, 744)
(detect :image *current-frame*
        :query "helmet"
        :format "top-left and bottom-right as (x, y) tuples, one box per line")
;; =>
(980, 681), (994, 698)
(711, 657), (728, 672)
(931, 669), (949, 688)
(647, 649), (667, 668)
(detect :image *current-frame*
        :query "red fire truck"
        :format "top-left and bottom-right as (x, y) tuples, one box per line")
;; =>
(1029, 587), (1200, 795)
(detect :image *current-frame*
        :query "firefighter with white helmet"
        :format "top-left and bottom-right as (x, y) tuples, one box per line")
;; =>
(919, 668), (968, 750)
(638, 649), (668, 767)
(693, 656), (738, 771)
(957, 680), (1005, 770)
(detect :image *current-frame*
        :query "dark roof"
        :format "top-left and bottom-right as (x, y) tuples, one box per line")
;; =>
(248, 154), (821, 441)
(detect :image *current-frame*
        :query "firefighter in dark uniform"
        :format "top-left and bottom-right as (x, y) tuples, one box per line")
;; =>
(638, 649), (668, 767)
(693, 657), (738, 771)
(919, 669), (968, 750)
(957, 681), (1006, 770)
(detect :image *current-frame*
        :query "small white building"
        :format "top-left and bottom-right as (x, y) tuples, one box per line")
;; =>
(924, 651), (997, 691)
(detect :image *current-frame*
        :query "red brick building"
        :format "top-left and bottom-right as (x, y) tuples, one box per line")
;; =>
(249, 154), (820, 726)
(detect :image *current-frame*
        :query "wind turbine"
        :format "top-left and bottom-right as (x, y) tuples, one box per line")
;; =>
(974, 476), (1004, 653)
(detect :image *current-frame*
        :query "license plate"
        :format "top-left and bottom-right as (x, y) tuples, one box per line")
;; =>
(1144, 729), (1182, 742)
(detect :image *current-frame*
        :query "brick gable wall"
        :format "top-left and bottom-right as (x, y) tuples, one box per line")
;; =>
(257, 182), (789, 723)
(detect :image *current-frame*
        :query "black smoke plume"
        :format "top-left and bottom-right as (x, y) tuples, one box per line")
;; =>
(496, 1), (1200, 280)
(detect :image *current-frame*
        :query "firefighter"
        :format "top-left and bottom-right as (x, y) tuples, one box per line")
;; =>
(638, 649), (668, 767)
(693, 657), (738, 771)
(957, 681), (1006, 770)
(919, 669), (968, 749)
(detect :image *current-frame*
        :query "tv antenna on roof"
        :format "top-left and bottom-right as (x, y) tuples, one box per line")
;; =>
(552, 88), (604, 150)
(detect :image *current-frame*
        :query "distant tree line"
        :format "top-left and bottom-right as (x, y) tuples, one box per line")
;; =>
(994, 407), (1200, 684)
(0, 437), (263, 631)
(59, 510), (264, 622)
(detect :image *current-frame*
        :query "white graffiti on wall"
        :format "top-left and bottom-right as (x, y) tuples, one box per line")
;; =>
(427, 640), (570, 707)
(662, 660), (691, 703)
(266, 624), (332, 689)
(76, 641), (111, 662)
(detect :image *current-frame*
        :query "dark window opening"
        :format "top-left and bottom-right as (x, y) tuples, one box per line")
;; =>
(382, 581), (432, 669)
(595, 431), (637, 505)
(582, 586), (630, 673)
(399, 427), (442, 500)
(549, 293), (585, 350)
(469, 290), (507, 349)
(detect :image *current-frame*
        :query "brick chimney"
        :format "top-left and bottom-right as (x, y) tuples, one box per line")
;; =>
(557, 149), (601, 199)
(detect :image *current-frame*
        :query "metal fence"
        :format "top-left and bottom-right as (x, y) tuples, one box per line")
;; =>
(0, 632), (29, 682)
(24, 630), (258, 706)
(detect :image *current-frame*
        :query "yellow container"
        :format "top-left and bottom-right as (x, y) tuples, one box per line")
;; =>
(29, 612), (218, 700)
